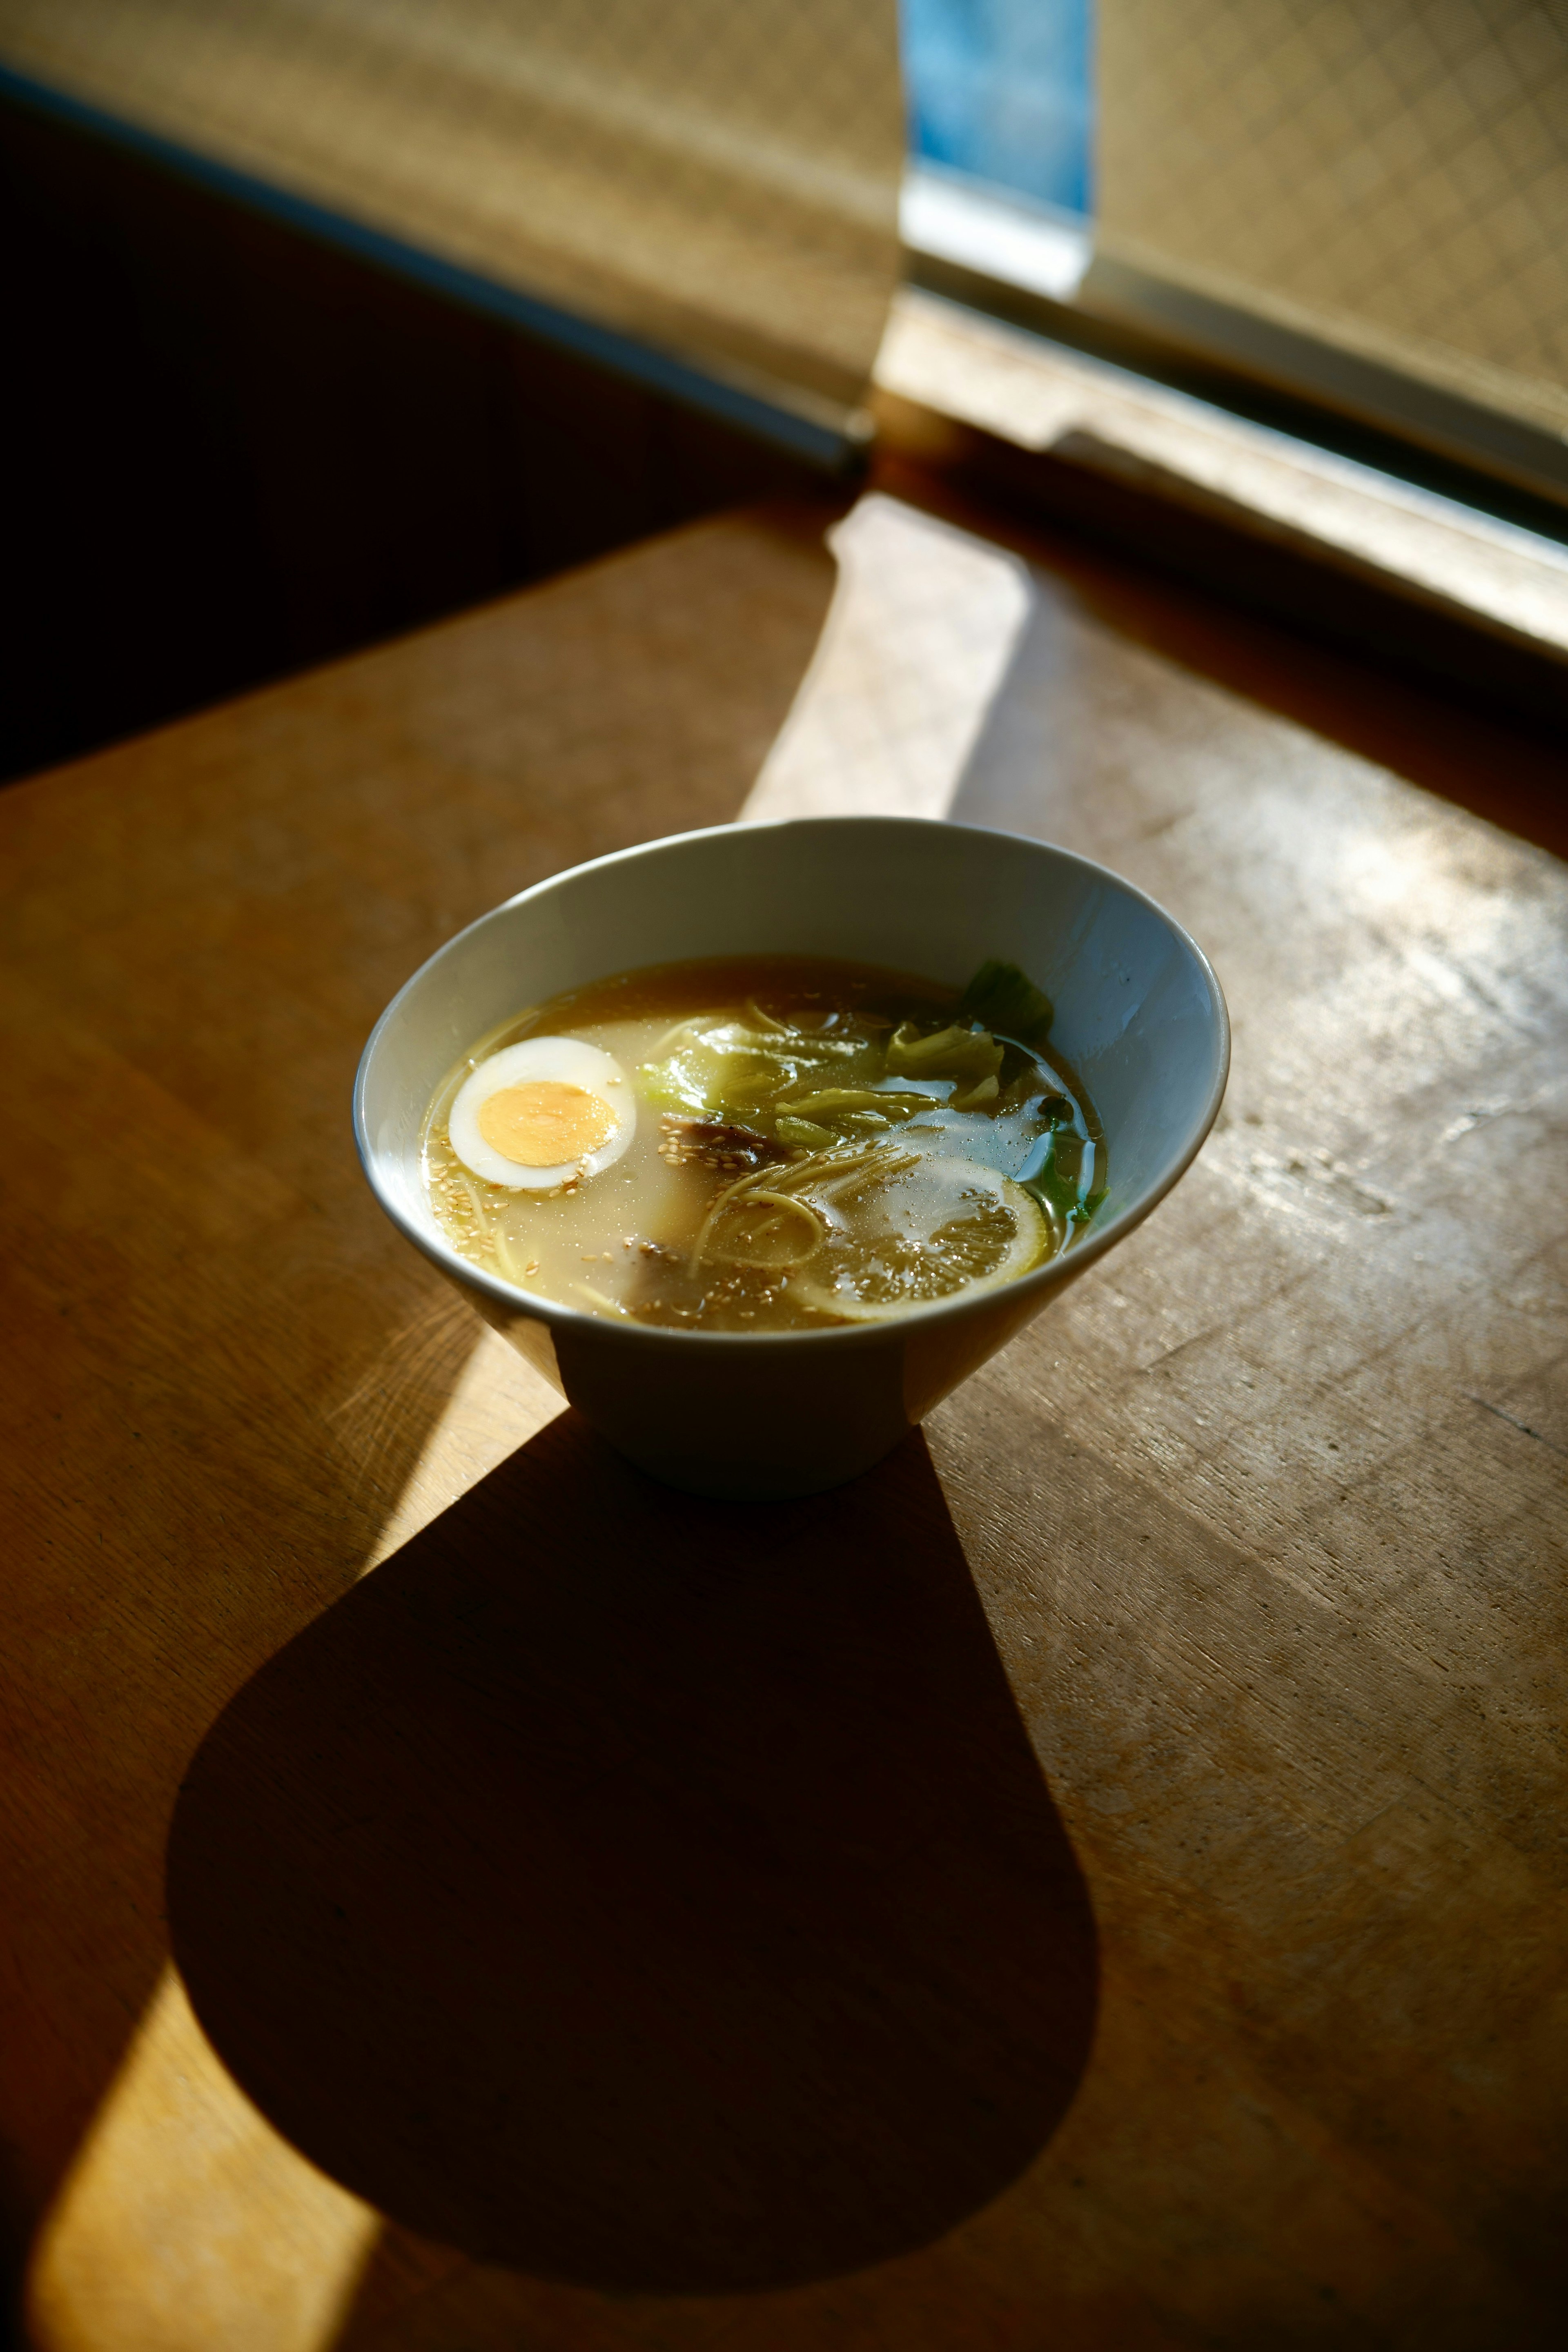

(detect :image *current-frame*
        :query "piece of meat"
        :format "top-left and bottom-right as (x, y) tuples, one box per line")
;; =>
(656, 1116), (795, 1173)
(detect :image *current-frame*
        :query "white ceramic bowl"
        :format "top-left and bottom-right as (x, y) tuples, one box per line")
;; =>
(355, 816), (1228, 1499)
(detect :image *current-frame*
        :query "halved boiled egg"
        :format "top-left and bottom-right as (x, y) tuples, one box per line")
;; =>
(448, 1036), (635, 1189)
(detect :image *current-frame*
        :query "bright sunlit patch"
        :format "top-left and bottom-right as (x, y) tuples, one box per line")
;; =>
(27, 1968), (377, 2352)
(740, 494), (1036, 824)
(356, 1325), (566, 1577)
(449, 1036), (633, 1189)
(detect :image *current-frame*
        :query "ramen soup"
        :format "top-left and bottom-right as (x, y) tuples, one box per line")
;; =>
(423, 954), (1106, 1332)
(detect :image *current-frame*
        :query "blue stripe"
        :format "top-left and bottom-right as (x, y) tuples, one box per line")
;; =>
(0, 61), (859, 471)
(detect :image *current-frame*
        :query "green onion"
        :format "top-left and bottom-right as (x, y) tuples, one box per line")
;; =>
(957, 959), (1054, 1044)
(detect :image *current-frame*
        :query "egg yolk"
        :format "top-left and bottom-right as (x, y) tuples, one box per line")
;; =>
(477, 1080), (615, 1167)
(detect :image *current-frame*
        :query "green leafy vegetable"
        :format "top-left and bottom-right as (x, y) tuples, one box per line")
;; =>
(1072, 1184), (1108, 1228)
(957, 959), (1054, 1044)
(1023, 1147), (1106, 1235)
(638, 974), (1058, 1151)
(885, 1022), (1004, 1089)
(781, 1087), (928, 1120)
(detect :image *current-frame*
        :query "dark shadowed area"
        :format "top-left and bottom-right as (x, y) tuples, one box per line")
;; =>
(167, 1419), (1097, 2293)
(0, 93), (826, 786)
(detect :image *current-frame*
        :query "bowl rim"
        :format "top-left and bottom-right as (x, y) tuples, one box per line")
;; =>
(353, 813), (1231, 1351)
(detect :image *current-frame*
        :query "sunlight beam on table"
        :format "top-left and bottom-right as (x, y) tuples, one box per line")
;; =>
(742, 493), (1036, 823)
(26, 1969), (379, 2352)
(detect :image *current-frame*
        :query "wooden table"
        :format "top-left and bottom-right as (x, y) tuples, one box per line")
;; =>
(3, 477), (1565, 2352)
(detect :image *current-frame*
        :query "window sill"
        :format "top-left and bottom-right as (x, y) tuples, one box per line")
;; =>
(871, 282), (1568, 731)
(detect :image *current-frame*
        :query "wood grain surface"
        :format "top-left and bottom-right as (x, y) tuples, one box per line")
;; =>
(2, 479), (1565, 2352)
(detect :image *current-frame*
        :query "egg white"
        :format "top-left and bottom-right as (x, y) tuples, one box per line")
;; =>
(448, 1036), (635, 1189)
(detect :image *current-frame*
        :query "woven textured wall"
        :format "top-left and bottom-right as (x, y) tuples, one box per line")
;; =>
(1099, 0), (1568, 437)
(0, 0), (905, 426)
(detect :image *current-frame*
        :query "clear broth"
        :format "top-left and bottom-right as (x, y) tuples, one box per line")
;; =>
(423, 954), (1105, 1332)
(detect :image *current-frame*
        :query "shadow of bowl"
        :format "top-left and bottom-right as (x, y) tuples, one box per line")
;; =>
(168, 1419), (1096, 2292)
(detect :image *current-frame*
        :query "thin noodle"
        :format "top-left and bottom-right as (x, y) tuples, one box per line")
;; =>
(699, 1190), (824, 1270)
(688, 1143), (903, 1269)
(650, 1015), (703, 1056)
(763, 1143), (882, 1192)
(682, 1147), (866, 1270)
(573, 1281), (628, 1315)
(817, 1150), (919, 1206)
(686, 1163), (781, 1270)
(492, 1229), (527, 1283)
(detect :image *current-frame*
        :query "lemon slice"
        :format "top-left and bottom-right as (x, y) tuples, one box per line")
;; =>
(788, 1154), (1050, 1322)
